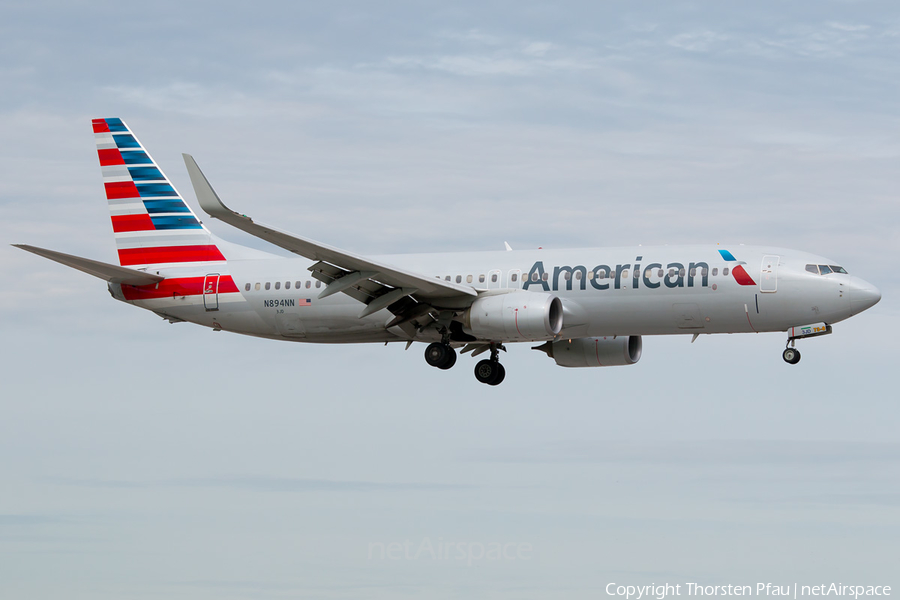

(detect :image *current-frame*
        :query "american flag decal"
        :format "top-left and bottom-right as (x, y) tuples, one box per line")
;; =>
(299, 298), (312, 306)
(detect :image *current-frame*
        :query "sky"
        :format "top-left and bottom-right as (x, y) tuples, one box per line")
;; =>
(1, 1), (899, 598)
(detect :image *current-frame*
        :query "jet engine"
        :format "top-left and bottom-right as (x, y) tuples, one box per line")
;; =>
(463, 291), (563, 342)
(535, 336), (642, 368)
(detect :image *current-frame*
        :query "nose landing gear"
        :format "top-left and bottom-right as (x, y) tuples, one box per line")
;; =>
(782, 322), (831, 364)
(782, 347), (801, 364)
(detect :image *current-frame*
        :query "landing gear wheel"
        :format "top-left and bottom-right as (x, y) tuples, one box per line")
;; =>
(474, 359), (505, 385)
(488, 363), (505, 386)
(425, 342), (456, 369)
(439, 348), (457, 370)
(782, 348), (801, 364)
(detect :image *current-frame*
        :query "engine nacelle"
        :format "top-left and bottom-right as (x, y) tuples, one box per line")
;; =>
(538, 336), (642, 368)
(463, 291), (563, 342)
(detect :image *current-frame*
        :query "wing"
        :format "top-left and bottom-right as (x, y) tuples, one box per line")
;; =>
(182, 154), (476, 320)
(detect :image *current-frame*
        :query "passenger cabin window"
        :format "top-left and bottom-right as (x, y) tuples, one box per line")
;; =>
(541, 272), (549, 281)
(712, 268), (718, 276)
(564, 271), (571, 280)
(723, 268), (730, 276)
(275, 281), (281, 290)
(295, 281), (302, 289)
(445, 276), (450, 281)
(316, 280), (321, 288)
(286, 281), (291, 289)
(456, 275), (462, 283)
(511, 273), (518, 282)
(491, 273), (498, 283)
(245, 283), (251, 291)
(657, 269), (664, 277)
(265, 282), (271, 290)
(479, 274), (485, 283)
(305, 281), (311, 288)
(701, 268), (709, 277)
(255, 283), (261, 291)
(576, 271), (583, 280)
(466, 275), (473, 283)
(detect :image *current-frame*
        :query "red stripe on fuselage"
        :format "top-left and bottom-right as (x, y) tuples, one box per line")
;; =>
(731, 265), (756, 286)
(118, 245), (226, 266)
(111, 214), (155, 232)
(122, 275), (239, 300)
(98, 148), (125, 166)
(105, 181), (140, 199)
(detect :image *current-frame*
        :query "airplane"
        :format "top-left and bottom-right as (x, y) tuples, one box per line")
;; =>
(14, 118), (882, 385)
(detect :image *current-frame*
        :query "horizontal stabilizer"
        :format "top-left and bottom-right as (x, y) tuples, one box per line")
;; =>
(13, 244), (165, 285)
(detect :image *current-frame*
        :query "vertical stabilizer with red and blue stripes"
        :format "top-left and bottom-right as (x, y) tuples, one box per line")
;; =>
(92, 118), (226, 268)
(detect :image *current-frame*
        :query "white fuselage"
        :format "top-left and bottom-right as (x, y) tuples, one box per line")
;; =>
(110, 244), (876, 344)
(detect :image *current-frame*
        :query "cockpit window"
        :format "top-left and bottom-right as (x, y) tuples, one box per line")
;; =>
(807, 264), (848, 275)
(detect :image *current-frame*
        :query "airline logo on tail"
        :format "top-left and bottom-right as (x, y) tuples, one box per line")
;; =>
(718, 249), (756, 286)
(92, 117), (225, 267)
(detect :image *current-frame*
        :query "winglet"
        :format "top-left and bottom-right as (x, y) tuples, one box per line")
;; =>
(183, 153), (250, 223)
(180, 154), (476, 300)
(504, 241), (513, 251)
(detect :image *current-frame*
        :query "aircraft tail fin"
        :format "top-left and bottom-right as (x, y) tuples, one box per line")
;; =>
(92, 118), (227, 268)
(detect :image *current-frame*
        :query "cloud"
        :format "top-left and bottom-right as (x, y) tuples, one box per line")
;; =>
(102, 82), (256, 118)
(668, 30), (730, 52)
(0, 514), (60, 526)
(466, 441), (900, 466)
(47, 476), (476, 493)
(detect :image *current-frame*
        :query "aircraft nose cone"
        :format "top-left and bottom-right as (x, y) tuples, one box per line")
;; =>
(849, 276), (881, 314)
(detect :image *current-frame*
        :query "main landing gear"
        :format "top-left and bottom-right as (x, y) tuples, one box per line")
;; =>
(424, 342), (457, 370)
(474, 343), (505, 386)
(423, 340), (506, 385)
(474, 357), (505, 386)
